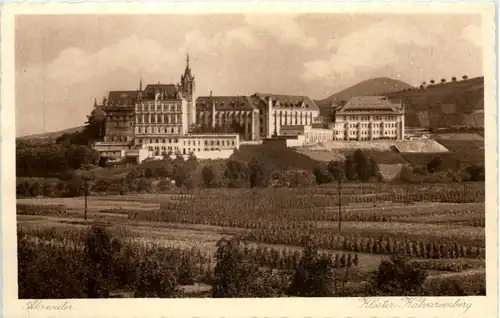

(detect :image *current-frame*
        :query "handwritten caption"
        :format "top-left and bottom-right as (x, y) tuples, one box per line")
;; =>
(25, 300), (72, 311)
(358, 297), (472, 314)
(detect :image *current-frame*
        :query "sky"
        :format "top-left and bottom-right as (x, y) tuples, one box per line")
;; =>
(16, 14), (483, 137)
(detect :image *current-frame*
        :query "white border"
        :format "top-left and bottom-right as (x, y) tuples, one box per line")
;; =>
(2, 3), (497, 318)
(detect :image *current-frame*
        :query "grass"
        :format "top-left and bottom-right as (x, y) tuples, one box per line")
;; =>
(230, 144), (320, 170)
(433, 138), (485, 166)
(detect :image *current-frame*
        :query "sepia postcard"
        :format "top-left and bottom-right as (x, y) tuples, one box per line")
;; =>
(1, 2), (498, 318)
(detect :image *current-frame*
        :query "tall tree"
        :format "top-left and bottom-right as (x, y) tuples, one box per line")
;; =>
(344, 156), (357, 181)
(287, 242), (335, 297)
(212, 238), (279, 297)
(202, 165), (218, 188)
(248, 158), (271, 188)
(352, 150), (371, 182)
(328, 160), (345, 181)
(224, 159), (250, 188)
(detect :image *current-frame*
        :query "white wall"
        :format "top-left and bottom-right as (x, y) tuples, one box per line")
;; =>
(192, 149), (235, 160)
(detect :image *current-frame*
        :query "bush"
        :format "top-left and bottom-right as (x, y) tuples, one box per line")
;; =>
(287, 243), (335, 297)
(212, 238), (282, 297)
(313, 164), (332, 184)
(224, 159), (250, 188)
(369, 255), (427, 296)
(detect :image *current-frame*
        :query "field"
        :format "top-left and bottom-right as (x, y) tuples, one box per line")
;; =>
(18, 181), (486, 296)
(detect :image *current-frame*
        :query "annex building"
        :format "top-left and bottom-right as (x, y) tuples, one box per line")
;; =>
(331, 96), (405, 141)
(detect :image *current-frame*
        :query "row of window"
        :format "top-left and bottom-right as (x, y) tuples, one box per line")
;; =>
(139, 138), (236, 147)
(335, 136), (399, 141)
(140, 138), (179, 144)
(136, 103), (181, 112)
(136, 115), (180, 124)
(341, 115), (400, 121)
(340, 130), (399, 136)
(108, 115), (134, 121)
(136, 126), (180, 134)
(148, 146), (179, 151)
(347, 122), (399, 129)
(106, 136), (132, 142)
(107, 122), (134, 128)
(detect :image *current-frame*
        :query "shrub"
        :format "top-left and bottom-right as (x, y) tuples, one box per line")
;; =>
(287, 243), (335, 297)
(313, 164), (332, 184)
(212, 238), (280, 297)
(369, 255), (427, 296)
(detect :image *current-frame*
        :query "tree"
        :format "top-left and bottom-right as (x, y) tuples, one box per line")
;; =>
(462, 75), (468, 80)
(212, 238), (279, 297)
(202, 165), (218, 188)
(369, 157), (382, 180)
(327, 160), (344, 181)
(369, 255), (427, 296)
(173, 164), (190, 188)
(464, 164), (485, 181)
(452, 77), (457, 82)
(313, 164), (332, 184)
(287, 242), (335, 297)
(352, 150), (371, 182)
(427, 156), (444, 173)
(224, 159), (250, 188)
(248, 158), (271, 188)
(430, 79), (435, 84)
(344, 156), (357, 181)
(85, 224), (115, 298)
(134, 256), (179, 297)
(441, 78), (446, 83)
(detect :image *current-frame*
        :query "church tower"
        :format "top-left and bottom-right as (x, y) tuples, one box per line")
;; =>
(180, 54), (196, 129)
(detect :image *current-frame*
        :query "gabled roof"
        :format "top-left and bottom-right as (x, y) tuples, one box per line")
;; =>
(107, 91), (139, 105)
(339, 96), (403, 112)
(196, 96), (257, 111)
(143, 84), (180, 100)
(252, 93), (319, 111)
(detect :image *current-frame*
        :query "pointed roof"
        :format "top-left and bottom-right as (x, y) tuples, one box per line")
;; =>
(182, 53), (193, 79)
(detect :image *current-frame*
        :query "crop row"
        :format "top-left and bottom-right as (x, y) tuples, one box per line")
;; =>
(17, 203), (69, 216)
(243, 229), (485, 260)
(408, 259), (483, 272)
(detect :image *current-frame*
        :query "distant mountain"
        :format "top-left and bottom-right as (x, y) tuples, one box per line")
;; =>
(315, 77), (413, 115)
(17, 126), (85, 143)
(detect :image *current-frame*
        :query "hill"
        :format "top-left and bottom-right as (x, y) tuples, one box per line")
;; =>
(315, 77), (413, 115)
(388, 77), (484, 129)
(17, 126), (85, 143)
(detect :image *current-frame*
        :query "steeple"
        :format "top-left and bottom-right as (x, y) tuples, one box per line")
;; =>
(139, 76), (142, 91)
(183, 53), (192, 78)
(94, 98), (97, 107)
